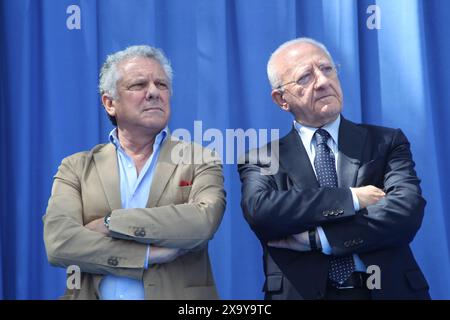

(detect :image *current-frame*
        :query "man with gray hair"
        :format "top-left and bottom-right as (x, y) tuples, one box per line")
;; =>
(238, 37), (429, 300)
(43, 45), (226, 300)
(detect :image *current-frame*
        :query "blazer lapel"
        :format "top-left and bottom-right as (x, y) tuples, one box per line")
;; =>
(279, 128), (319, 188)
(337, 117), (367, 187)
(147, 136), (179, 208)
(93, 143), (122, 211)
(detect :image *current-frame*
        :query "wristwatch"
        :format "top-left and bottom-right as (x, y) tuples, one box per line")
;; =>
(104, 214), (111, 229)
(308, 229), (321, 251)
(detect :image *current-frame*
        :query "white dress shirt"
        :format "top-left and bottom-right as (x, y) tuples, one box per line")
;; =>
(99, 127), (168, 300)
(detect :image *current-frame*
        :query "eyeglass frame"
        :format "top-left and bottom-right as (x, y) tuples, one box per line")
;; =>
(275, 63), (341, 91)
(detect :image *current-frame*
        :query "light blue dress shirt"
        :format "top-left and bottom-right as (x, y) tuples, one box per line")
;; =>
(99, 127), (168, 300)
(293, 115), (366, 272)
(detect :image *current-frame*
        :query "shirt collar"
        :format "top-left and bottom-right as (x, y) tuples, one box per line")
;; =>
(293, 114), (341, 146)
(109, 126), (169, 151)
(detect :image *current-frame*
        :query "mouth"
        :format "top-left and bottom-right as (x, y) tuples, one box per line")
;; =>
(316, 94), (335, 101)
(143, 107), (164, 113)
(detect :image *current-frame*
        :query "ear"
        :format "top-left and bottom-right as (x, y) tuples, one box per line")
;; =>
(271, 90), (290, 112)
(102, 94), (116, 117)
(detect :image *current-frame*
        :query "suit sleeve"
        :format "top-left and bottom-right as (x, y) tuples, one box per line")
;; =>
(238, 149), (355, 243)
(107, 146), (226, 250)
(43, 156), (147, 280)
(322, 129), (426, 255)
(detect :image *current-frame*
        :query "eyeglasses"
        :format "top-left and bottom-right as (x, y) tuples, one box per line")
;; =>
(276, 63), (340, 90)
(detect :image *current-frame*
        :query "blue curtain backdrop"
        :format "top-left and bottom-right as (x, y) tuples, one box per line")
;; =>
(1, 0), (449, 299)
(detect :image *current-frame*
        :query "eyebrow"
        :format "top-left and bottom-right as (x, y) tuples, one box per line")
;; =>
(122, 77), (169, 87)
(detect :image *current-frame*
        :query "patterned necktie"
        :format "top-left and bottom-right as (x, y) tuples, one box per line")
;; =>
(314, 128), (355, 284)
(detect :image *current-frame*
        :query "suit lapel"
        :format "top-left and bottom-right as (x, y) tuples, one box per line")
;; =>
(146, 136), (179, 208)
(337, 117), (367, 187)
(93, 143), (122, 211)
(279, 128), (319, 188)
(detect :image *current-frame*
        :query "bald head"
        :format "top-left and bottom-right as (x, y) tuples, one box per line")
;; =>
(267, 38), (335, 90)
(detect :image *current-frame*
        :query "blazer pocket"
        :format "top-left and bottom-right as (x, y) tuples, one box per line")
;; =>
(262, 274), (283, 292)
(183, 285), (218, 300)
(405, 269), (429, 291)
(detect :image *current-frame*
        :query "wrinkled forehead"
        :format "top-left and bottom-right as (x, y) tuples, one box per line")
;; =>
(275, 43), (332, 76)
(117, 56), (167, 80)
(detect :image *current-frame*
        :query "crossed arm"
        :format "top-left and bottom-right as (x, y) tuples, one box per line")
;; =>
(239, 130), (425, 255)
(266, 186), (385, 251)
(43, 153), (225, 278)
(84, 218), (185, 265)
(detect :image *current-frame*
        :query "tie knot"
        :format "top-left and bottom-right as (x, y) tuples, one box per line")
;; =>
(315, 128), (331, 145)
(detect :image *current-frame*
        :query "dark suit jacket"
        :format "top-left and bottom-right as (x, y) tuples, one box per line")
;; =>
(238, 117), (430, 300)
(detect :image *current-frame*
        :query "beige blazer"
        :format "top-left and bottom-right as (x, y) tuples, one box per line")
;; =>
(43, 135), (226, 300)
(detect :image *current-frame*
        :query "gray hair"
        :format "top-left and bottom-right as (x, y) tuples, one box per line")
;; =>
(99, 45), (173, 99)
(267, 37), (335, 90)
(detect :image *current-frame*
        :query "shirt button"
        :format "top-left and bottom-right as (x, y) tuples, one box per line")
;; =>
(128, 164), (133, 168)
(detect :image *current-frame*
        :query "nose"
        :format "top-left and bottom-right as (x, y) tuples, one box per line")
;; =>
(145, 82), (160, 100)
(313, 70), (330, 90)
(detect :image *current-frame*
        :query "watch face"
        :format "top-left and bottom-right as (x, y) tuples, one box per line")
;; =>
(104, 215), (110, 227)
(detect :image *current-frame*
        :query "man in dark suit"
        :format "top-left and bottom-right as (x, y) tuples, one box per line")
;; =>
(238, 38), (430, 300)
